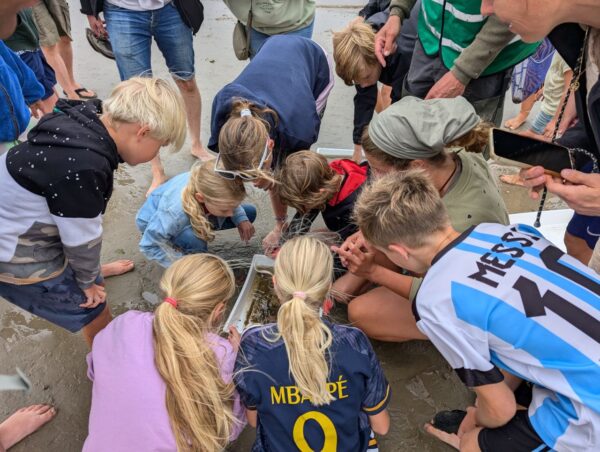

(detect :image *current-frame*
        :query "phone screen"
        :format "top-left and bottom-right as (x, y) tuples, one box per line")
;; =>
(491, 128), (572, 174)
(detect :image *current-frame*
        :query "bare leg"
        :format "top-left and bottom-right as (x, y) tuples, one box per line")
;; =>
(101, 259), (135, 278)
(332, 272), (370, 303)
(565, 232), (593, 265)
(0, 405), (56, 451)
(147, 155), (166, 197)
(173, 77), (211, 160)
(57, 36), (95, 98)
(347, 286), (428, 342)
(82, 305), (112, 347)
(504, 90), (539, 130)
(41, 43), (78, 99)
(424, 424), (482, 451)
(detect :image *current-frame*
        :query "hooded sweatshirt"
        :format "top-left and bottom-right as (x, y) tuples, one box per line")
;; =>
(0, 99), (120, 289)
(208, 35), (331, 159)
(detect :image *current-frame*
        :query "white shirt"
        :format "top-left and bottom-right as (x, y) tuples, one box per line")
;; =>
(105, 0), (170, 12)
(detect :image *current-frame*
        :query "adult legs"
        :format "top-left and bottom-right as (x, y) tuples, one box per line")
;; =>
(56, 36), (94, 98)
(347, 286), (428, 342)
(173, 77), (209, 160)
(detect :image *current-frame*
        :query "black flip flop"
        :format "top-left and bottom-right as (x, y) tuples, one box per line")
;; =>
(431, 410), (467, 434)
(62, 88), (97, 100)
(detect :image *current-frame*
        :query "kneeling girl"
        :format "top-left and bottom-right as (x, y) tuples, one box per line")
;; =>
(136, 159), (257, 267)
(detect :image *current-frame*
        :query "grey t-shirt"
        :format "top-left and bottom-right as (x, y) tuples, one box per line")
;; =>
(106, 0), (169, 11)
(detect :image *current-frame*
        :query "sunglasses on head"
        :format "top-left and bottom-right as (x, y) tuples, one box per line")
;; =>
(214, 140), (271, 180)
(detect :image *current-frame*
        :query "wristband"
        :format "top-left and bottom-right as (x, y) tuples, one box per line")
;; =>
(274, 216), (288, 223)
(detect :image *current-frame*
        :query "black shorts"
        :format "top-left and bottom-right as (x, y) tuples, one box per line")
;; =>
(478, 411), (548, 452)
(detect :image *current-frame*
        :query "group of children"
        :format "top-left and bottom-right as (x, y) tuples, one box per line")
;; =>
(1, 4), (600, 452)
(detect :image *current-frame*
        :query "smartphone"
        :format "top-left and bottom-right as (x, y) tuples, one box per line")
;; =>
(489, 128), (573, 176)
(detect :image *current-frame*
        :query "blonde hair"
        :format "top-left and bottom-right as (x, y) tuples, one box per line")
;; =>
(273, 236), (335, 406)
(154, 254), (237, 452)
(354, 170), (450, 249)
(181, 159), (246, 242)
(276, 151), (342, 213)
(218, 98), (278, 183)
(332, 21), (378, 86)
(102, 77), (186, 151)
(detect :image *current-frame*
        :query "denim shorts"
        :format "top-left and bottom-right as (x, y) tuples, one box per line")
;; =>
(0, 266), (105, 333)
(104, 1), (195, 81)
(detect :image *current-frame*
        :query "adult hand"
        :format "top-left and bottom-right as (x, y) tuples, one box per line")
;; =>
(332, 241), (377, 278)
(545, 169), (600, 216)
(29, 100), (44, 119)
(87, 15), (108, 39)
(237, 220), (255, 243)
(81, 284), (107, 308)
(425, 71), (466, 99)
(228, 325), (241, 353)
(374, 15), (401, 67)
(519, 166), (546, 200)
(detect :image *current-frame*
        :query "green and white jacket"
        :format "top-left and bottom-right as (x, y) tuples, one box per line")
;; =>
(391, 0), (540, 84)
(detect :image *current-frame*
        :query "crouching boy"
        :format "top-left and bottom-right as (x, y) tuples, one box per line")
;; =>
(0, 77), (186, 345)
(352, 170), (600, 452)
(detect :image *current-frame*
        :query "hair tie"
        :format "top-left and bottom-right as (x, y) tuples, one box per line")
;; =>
(240, 108), (252, 117)
(293, 291), (307, 300)
(164, 297), (178, 308)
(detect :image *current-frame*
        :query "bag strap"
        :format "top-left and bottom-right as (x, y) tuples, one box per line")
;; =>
(534, 27), (591, 227)
(246, 0), (253, 34)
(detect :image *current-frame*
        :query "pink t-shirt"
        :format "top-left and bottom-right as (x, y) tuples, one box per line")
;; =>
(83, 310), (245, 452)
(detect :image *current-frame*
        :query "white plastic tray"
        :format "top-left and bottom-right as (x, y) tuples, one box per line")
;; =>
(223, 254), (275, 334)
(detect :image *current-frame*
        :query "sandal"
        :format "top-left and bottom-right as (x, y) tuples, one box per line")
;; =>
(63, 88), (97, 100)
(431, 410), (467, 434)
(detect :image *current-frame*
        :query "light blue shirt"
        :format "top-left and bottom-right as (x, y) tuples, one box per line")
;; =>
(135, 172), (248, 267)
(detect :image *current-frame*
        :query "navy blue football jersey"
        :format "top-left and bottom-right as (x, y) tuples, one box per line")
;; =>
(234, 321), (390, 452)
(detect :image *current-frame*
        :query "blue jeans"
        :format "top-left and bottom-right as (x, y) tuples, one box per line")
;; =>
(249, 19), (314, 58)
(172, 204), (257, 254)
(530, 110), (554, 135)
(104, 1), (195, 81)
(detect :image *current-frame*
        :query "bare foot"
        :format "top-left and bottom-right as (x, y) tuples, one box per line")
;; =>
(0, 405), (56, 450)
(504, 112), (529, 130)
(146, 174), (166, 197)
(500, 174), (525, 187)
(190, 143), (215, 161)
(101, 259), (135, 278)
(424, 423), (460, 450)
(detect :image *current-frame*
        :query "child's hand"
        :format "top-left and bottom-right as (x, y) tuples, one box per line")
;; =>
(81, 284), (107, 308)
(332, 241), (377, 278)
(228, 325), (241, 353)
(237, 221), (255, 243)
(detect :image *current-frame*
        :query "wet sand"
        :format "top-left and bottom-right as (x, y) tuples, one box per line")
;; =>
(0, 1), (565, 450)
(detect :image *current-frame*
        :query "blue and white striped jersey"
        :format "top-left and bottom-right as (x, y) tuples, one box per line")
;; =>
(415, 223), (600, 452)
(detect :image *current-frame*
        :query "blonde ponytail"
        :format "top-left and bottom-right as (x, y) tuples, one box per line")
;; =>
(154, 254), (238, 452)
(273, 236), (334, 406)
(181, 159), (246, 242)
(218, 98), (278, 183)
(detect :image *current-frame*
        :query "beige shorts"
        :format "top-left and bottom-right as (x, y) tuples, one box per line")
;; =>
(32, 0), (72, 47)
